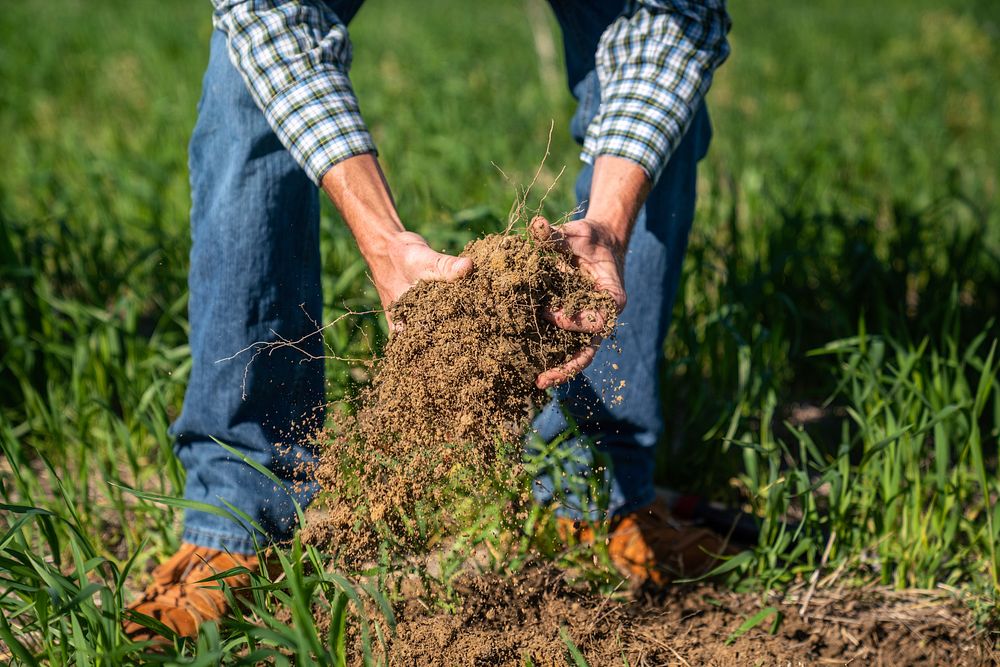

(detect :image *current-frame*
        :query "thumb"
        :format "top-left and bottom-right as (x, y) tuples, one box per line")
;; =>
(528, 215), (553, 243)
(421, 252), (473, 283)
(529, 215), (572, 260)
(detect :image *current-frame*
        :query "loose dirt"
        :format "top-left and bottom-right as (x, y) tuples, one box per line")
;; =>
(302, 230), (616, 561)
(386, 571), (996, 666)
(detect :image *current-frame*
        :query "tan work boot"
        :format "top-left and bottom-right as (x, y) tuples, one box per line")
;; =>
(123, 542), (258, 641)
(558, 498), (734, 586)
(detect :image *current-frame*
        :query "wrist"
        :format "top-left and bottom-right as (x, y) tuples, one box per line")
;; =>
(583, 213), (631, 256)
(322, 152), (407, 255)
(355, 226), (406, 263)
(586, 155), (652, 253)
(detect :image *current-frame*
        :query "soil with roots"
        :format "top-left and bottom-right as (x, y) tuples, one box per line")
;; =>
(301, 231), (616, 562)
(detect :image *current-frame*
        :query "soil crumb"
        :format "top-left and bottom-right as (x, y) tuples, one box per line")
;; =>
(386, 572), (996, 666)
(302, 232), (616, 561)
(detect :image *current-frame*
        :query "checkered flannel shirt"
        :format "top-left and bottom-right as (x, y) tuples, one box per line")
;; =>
(211, 0), (730, 185)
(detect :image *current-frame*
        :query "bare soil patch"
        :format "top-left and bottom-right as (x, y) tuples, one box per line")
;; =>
(388, 572), (996, 666)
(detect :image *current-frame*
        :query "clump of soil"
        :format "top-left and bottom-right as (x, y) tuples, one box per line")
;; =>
(303, 231), (616, 560)
(386, 571), (995, 666)
(369, 232), (613, 451)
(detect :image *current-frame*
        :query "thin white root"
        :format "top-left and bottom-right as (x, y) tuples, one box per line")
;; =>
(216, 303), (380, 400)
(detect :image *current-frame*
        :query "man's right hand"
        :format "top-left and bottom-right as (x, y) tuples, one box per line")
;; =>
(364, 230), (472, 329)
(321, 154), (471, 331)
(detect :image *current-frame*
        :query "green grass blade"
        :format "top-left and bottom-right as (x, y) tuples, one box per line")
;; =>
(725, 607), (781, 645)
(560, 626), (588, 667)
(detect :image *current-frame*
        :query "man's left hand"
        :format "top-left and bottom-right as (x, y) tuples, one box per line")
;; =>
(530, 215), (627, 389)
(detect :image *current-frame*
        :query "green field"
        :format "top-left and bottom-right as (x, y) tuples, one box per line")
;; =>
(2, 0), (999, 663)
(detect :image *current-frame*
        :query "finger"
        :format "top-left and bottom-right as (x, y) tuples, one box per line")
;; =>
(610, 288), (627, 314)
(536, 346), (598, 389)
(529, 215), (573, 259)
(420, 254), (473, 283)
(542, 307), (606, 334)
(535, 338), (600, 389)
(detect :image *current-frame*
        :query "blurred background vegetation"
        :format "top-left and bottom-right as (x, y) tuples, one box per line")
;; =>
(1, 0), (999, 657)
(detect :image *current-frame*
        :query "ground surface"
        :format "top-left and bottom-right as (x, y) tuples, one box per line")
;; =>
(2, 0), (999, 664)
(388, 575), (994, 666)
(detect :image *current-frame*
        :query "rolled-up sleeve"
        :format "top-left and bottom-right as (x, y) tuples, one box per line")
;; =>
(212, 0), (376, 184)
(583, 0), (731, 184)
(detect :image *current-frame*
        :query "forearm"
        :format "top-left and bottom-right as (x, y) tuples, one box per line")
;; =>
(321, 154), (473, 318)
(321, 153), (404, 262)
(586, 156), (652, 252)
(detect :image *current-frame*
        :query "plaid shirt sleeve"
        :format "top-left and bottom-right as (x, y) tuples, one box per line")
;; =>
(583, 0), (731, 184)
(211, 0), (376, 184)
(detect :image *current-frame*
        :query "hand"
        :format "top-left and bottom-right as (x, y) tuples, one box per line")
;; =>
(365, 231), (472, 331)
(529, 215), (627, 389)
(320, 154), (472, 332)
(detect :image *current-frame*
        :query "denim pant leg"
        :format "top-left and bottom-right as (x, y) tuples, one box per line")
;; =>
(170, 30), (324, 554)
(532, 74), (711, 519)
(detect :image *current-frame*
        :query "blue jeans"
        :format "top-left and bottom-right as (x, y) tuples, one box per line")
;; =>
(174, 3), (709, 553)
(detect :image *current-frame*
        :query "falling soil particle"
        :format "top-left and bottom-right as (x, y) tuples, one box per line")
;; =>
(385, 571), (996, 666)
(302, 232), (616, 561)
